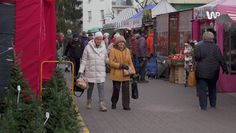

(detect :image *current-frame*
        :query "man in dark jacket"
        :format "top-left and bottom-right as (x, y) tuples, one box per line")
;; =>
(194, 31), (228, 110)
(136, 33), (148, 83)
(81, 31), (89, 47)
(65, 33), (85, 76)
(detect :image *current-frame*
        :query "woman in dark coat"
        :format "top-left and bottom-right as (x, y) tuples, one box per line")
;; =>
(64, 34), (85, 76)
(194, 31), (228, 110)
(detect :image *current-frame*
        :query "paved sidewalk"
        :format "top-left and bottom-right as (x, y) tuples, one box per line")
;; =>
(74, 78), (236, 133)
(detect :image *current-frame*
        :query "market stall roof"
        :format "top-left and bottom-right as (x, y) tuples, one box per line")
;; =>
(87, 27), (101, 33)
(103, 8), (136, 30)
(155, 0), (214, 4)
(130, 3), (156, 20)
(194, 0), (236, 20)
(110, 8), (136, 23)
(152, 0), (176, 18)
(216, 14), (236, 23)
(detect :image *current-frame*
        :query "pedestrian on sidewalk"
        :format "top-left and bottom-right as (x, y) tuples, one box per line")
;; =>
(64, 29), (73, 72)
(194, 31), (228, 110)
(78, 31), (108, 112)
(64, 33), (85, 76)
(109, 35), (135, 111)
(136, 33), (148, 83)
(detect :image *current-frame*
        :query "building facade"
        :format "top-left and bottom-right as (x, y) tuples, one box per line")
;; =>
(83, 0), (134, 32)
(112, 0), (134, 17)
(82, 0), (112, 32)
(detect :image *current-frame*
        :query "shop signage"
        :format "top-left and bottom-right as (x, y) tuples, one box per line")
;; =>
(206, 11), (221, 20)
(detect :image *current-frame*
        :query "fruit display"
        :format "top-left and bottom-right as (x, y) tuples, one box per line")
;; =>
(168, 54), (185, 61)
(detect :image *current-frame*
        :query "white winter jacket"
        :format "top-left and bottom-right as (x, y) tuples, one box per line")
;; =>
(79, 40), (108, 83)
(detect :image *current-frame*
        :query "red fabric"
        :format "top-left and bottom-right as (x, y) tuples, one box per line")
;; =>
(192, 20), (200, 41)
(131, 37), (137, 56)
(14, 0), (41, 96)
(146, 32), (154, 57)
(0, 0), (15, 3)
(109, 37), (115, 45)
(8, 0), (56, 96)
(41, 0), (56, 83)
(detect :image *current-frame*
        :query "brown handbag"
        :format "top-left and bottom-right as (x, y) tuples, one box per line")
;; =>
(123, 66), (135, 76)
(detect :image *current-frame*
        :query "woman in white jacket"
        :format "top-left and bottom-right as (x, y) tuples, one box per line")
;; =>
(78, 32), (108, 112)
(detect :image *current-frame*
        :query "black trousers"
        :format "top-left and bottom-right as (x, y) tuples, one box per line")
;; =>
(70, 57), (81, 76)
(138, 57), (147, 81)
(111, 81), (130, 108)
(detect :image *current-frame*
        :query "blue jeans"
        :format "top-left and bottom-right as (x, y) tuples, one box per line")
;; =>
(197, 78), (217, 109)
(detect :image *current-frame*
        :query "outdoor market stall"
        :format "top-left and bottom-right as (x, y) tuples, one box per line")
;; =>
(0, 0), (56, 96)
(193, 0), (236, 92)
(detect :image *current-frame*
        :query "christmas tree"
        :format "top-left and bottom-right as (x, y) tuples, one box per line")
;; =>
(42, 68), (81, 133)
(0, 60), (81, 132)
(0, 63), (46, 133)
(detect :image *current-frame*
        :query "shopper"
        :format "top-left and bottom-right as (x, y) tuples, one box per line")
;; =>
(194, 31), (228, 110)
(64, 33), (84, 76)
(136, 33), (148, 83)
(109, 35), (135, 110)
(78, 31), (108, 112)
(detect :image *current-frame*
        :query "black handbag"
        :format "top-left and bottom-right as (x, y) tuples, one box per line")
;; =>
(131, 81), (138, 99)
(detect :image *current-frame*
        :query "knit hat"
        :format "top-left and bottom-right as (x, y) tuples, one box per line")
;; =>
(73, 33), (79, 38)
(114, 35), (126, 45)
(94, 31), (103, 38)
(114, 32), (120, 38)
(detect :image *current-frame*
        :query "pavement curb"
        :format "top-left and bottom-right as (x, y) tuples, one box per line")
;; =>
(74, 102), (90, 133)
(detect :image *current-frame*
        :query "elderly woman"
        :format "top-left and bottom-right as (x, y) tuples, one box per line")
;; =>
(109, 35), (135, 110)
(78, 31), (108, 112)
(194, 31), (228, 110)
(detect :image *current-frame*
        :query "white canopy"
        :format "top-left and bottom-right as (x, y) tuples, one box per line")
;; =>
(110, 8), (136, 23)
(151, 0), (176, 18)
(103, 7), (136, 29)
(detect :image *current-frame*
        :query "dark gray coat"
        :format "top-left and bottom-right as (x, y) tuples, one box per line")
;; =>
(136, 36), (147, 58)
(194, 41), (227, 80)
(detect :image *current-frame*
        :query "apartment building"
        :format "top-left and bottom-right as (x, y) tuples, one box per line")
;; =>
(83, 0), (134, 31)
(82, 0), (112, 32)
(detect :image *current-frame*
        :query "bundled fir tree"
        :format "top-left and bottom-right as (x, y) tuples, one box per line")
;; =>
(0, 63), (46, 133)
(42, 68), (80, 133)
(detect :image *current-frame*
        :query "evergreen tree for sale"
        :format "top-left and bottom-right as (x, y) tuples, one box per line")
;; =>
(42, 68), (80, 133)
(0, 63), (45, 133)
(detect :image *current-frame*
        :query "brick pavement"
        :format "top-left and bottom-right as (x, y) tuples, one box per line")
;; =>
(74, 78), (236, 133)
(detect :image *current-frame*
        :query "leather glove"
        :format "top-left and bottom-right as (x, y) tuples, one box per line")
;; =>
(120, 64), (129, 70)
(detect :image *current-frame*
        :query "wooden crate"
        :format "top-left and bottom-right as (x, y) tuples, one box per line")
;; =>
(175, 66), (185, 84)
(169, 66), (175, 82)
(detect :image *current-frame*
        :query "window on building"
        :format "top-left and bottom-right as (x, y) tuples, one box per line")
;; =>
(88, 11), (92, 22)
(88, 0), (91, 3)
(100, 10), (105, 20)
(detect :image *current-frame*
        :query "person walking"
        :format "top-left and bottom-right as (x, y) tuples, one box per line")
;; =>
(136, 33), (148, 83)
(64, 33), (84, 76)
(81, 31), (89, 47)
(194, 31), (228, 110)
(78, 32), (108, 112)
(146, 32), (154, 58)
(109, 35), (135, 111)
(63, 29), (73, 72)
